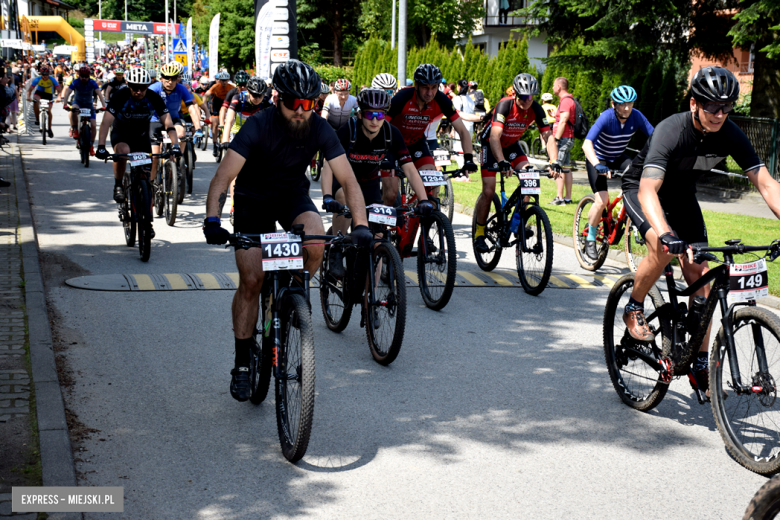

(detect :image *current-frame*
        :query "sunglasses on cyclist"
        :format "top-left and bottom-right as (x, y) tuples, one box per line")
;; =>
(701, 101), (735, 115)
(161, 75), (179, 81)
(516, 94), (531, 101)
(280, 96), (317, 112)
(127, 83), (148, 92)
(362, 111), (386, 121)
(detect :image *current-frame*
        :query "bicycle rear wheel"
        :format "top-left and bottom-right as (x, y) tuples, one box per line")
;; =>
(472, 193), (503, 271)
(275, 293), (315, 463)
(623, 216), (647, 273)
(164, 160), (178, 226)
(80, 125), (90, 167)
(417, 211), (457, 310)
(572, 195), (610, 271)
(603, 274), (671, 411)
(186, 143), (195, 194)
(711, 307), (780, 476)
(364, 242), (407, 365)
(516, 205), (553, 295)
(438, 177), (455, 222)
(319, 235), (353, 332)
(121, 175), (135, 247)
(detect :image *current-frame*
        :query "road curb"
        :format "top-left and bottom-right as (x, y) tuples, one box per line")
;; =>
(14, 138), (83, 520)
(452, 201), (780, 311)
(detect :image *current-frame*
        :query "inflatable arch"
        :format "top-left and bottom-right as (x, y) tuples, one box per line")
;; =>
(26, 16), (85, 61)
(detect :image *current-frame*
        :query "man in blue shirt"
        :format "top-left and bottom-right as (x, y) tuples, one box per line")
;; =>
(581, 85), (654, 260)
(57, 65), (107, 155)
(148, 61), (203, 183)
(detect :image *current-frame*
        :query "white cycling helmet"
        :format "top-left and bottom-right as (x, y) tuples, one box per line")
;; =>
(199, 76), (210, 85)
(541, 92), (553, 102)
(372, 72), (397, 90)
(181, 72), (192, 84)
(125, 68), (152, 86)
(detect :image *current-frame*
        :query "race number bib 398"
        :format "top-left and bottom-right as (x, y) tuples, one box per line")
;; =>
(261, 233), (304, 271)
(728, 258), (769, 303)
(367, 204), (397, 226)
(518, 171), (541, 195)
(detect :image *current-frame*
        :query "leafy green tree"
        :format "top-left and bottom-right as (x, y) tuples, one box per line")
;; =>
(297, 0), (360, 66)
(192, 0), (254, 70)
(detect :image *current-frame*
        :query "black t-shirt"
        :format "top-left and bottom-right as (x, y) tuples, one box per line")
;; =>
(337, 118), (413, 184)
(231, 106), (345, 197)
(107, 88), (169, 134)
(622, 112), (764, 200)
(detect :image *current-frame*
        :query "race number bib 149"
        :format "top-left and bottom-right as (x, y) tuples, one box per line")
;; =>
(260, 233), (304, 271)
(518, 171), (541, 195)
(420, 171), (447, 187)
(367, 204), (397, 226)
(728, 258), (769, 303)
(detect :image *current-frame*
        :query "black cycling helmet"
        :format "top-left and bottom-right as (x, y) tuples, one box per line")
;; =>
(246, 76), (267, 97)
(512, 73), (540, 96)
(272, 59), (321, 100)
(357, 88), (390, 111)
(234, 70), (250, 86)
(413, 64), (442, 86)
(690, 66), (739, 103)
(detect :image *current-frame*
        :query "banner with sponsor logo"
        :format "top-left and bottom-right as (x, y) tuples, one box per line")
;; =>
(209, 13), (220, 76)
(186, 18), (193, 75)
(88, 19), (180, 35)
(255, 3), (273, 80)
(254, 0), (297, 68)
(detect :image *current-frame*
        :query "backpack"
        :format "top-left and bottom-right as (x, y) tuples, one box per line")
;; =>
(346, 116), (392, 157)
(569, 96), (590, 139)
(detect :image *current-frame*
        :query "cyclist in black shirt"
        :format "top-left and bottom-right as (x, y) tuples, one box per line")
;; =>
(96, 68), (181, 205)
(321, 88), (434, 276)
(203, 60), (372, 402)
(621, 66), (780, 394)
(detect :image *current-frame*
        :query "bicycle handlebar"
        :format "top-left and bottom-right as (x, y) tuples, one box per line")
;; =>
(102, 151), (172, 162)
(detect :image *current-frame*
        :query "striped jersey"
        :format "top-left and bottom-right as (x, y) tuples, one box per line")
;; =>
(585, 108), (654, 162)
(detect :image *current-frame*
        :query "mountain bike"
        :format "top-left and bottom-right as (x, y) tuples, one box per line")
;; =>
(744, 474), (780, 520)
(68, 106), (104, 168)
(152, 137), (181, 226)
(320, 205), (408, 365)
(37, 98), (52, 145)
(105, 151), (170, 262)
(179, 123), (197, 201)
(603, 239), (780, 475)
(397, 169), (462, 310)
(226, 226), (325, 463)
(199, 116), (210, 151)
(471, 167), (554, 295)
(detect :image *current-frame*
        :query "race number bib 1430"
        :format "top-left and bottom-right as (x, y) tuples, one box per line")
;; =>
(367, 204), (397, 226)
(420, 171), (447, 187)
(518, 171), (541, 195)
(260, 233), (304, 271)
(728, 258), (769, 303)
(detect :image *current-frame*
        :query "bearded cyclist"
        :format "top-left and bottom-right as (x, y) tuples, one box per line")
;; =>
(58, 65), (107, 155)
(620, 66), (780, 396)
(203, 60), (371, 402)
(473, 73), (552, 253)
(581, 85), (654, 260)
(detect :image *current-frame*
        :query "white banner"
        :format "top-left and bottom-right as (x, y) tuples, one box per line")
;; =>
(53, 45), (77, 54)
(1, 38), (22, 48)
(255, 3), (274, 81)
(186, 18), (193, 75)
(208, 13), (220, 76)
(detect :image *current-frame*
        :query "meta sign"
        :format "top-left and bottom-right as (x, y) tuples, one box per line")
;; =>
(88, 19), (180, 35)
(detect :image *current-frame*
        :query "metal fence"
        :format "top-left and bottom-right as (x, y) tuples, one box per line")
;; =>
(730, 116), (780, 180)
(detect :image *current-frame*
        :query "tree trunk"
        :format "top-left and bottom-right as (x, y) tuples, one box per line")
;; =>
(333, 6), (343, 67)
(750, 37), (780, 119)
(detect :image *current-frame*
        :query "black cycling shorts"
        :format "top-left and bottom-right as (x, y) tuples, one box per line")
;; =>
(585, 154), (632, 193)
(149, 119), (182, 144)
(110, 127), (152, 154)
(233, 190), (318, 234)
(332, 178), (383, 206)
(479, 140), (527, 178)
(407, 139), (435, 169)
(622, 189), (708, 246)
(211, 97), (224, 115)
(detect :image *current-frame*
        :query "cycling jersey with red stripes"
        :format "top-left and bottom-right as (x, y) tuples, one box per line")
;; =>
(386, 86), (460, 146)
(479, 97), (550, 147)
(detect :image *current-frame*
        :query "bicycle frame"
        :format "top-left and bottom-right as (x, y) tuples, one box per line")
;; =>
(494, 170), (542, 252)
(584, 192), (627, 246)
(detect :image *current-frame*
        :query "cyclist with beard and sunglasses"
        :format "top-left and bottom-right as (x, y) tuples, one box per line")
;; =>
(203, 60), (372, 402)
(95, 68), (180, 218)
(619, 66), (780, 396)
(473, 73), (552, 253)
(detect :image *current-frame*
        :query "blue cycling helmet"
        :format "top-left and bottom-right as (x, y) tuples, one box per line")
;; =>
(611, 85), (637, 103)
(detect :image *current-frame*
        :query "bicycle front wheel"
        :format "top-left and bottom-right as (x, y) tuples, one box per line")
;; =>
(364, 242), (407, 365)
(516, 205), (553, 295)
(275, 293), (315, 463)
(711, 307), (780, 475)
(472, 193), (503, 271)
(121, 175), (135, 247)
(623, 216), (647, 273)
(417, 211), (457, 310)
(136, 181), (153, 262)
(743, 475), (780, 520)
(603, 274), (671, 411)
(164, 160), (178, 226)
(572, 195), (609, 271)
(41, 113), (47, 145)
(81, 125), (90, 167)
(176, 157), (186, 204)
(186, 143), (195, 194)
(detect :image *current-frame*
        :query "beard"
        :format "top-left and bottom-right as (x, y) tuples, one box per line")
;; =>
(280, 109), (312, 139)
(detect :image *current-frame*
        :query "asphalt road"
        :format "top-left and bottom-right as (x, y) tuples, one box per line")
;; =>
(18, 109), (770, 519)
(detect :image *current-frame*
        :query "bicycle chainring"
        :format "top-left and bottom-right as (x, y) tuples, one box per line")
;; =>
(659, 357), (673, 384)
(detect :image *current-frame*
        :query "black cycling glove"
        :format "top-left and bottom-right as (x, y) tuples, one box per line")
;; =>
(322, 195), (341, 213)
(549, 161), (562, 174)
(463, 153), (478, 173)
(498, 160), (512, 173)
(416, 200), (435, 216)
(659, 232), (689, 255)
(351, 225), (373, 248)
(203, 218), (230, 245)
(95, 146), (109, 160)
(171, 144), (182, 158)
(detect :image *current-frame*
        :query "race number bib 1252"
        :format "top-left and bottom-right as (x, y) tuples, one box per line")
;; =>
(260, 233), (304, 271)
(367, 204), (397, 226)
(129, 153), (151, 167)
(420, 171), (447, 187)
(518, 171), (541, 195)
(728, 258), (769, 303)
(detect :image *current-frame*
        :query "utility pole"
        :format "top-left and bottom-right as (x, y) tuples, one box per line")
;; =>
(397, 0), (406, 85)
(165, 0), (169, 61)
(391, 0), (395, 49)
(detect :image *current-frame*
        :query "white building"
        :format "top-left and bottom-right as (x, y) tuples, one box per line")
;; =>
(458, 0), (549, 72)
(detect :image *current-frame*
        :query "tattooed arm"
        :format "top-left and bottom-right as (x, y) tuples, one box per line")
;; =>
(638, 166), (672, 236)
(206, 150), (245, 219)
